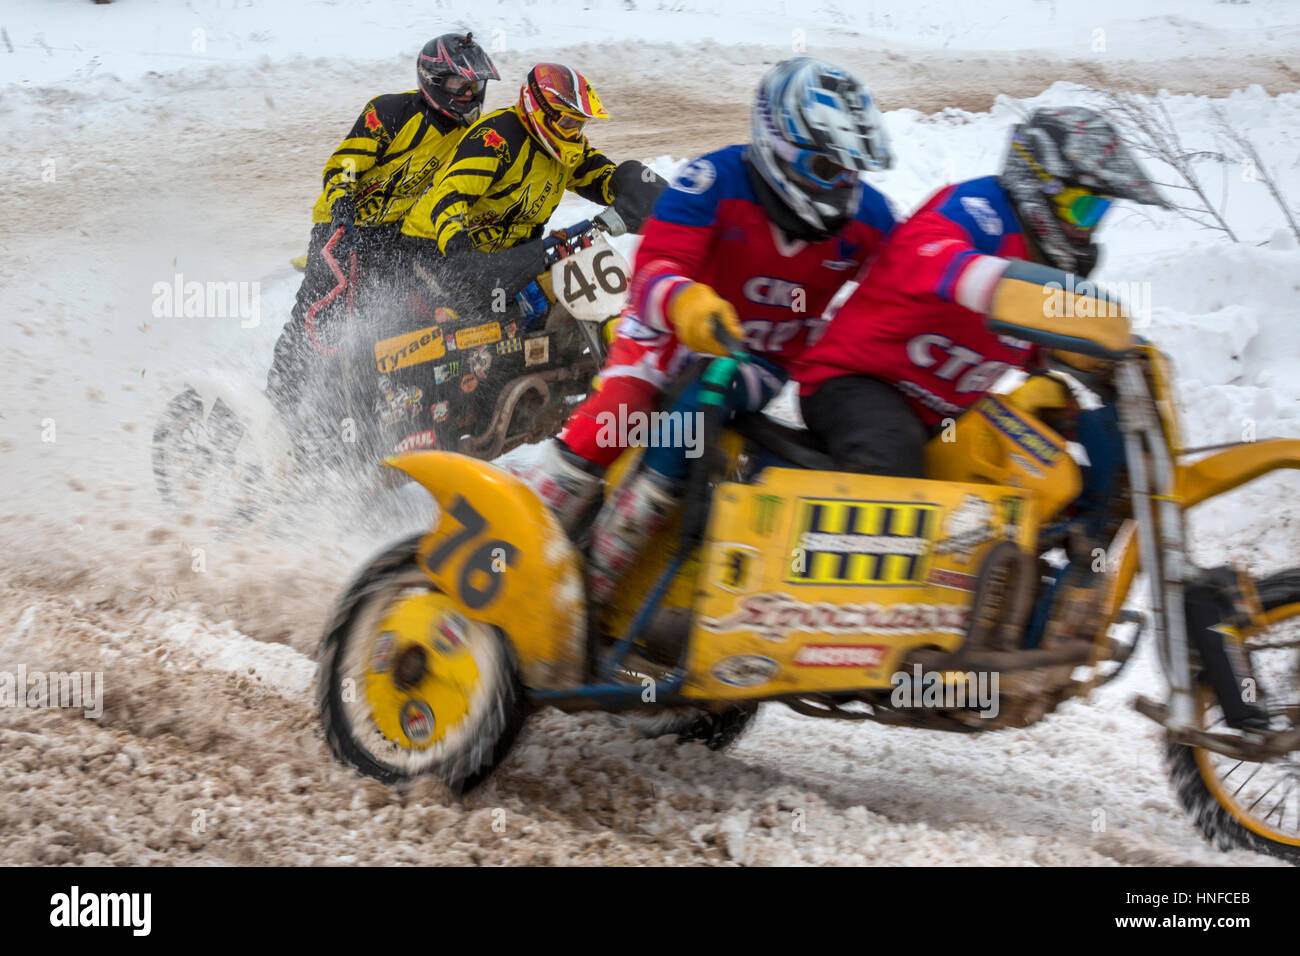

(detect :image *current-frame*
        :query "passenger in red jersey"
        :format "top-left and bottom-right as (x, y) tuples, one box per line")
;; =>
(794, 106), (1170, 478)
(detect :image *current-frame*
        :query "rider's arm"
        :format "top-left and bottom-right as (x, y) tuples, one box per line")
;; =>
(625, 160), (725, 336)
(886, 207), (1014, 313)
(317, 96), (399, 224)
(893, 211), (1131, 356)
(565, 143), (617, 205)
(401, 114), (514, 251)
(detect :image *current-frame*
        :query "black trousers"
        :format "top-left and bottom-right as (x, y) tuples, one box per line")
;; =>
(800, 375), (929, 478)
(266, 223), (401, 416)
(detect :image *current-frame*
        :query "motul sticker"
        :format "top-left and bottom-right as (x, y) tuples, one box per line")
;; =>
(926, 567), (977, 591)
(394, 430), (437, 454)
(792, 644), (887, 668)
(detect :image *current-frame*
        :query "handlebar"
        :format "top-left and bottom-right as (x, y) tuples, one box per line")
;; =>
(540, 208), (629, 267)
(710, 315), (750, 362)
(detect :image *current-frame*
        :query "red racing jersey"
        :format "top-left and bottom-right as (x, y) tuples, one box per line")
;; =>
(621, 144), (896, 368)
(794, 175), (1038, 425)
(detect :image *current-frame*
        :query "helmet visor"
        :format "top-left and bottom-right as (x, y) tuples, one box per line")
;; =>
(781, 148), (857, 191)
(1054, 187), (1112, 229)
(444, 75), (486, 97)
(552, 111), (587, 139)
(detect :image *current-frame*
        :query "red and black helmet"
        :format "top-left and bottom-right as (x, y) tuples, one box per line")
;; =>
(417, 32), (500, 126)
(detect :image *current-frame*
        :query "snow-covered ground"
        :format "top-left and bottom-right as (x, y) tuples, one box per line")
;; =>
(2, 0), (1299, 865)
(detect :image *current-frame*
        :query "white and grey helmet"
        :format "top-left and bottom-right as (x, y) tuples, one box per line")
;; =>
(748, 58), (893, 240)
(999, 107), (1169, 276)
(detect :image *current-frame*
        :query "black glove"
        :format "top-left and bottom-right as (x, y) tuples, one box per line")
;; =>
(442, 232), (547, 304)
(610, 160), (668, 234)
(329, 195), (358, 229)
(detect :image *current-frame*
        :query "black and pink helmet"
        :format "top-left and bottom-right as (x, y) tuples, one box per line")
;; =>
(417, 32), (500, 126)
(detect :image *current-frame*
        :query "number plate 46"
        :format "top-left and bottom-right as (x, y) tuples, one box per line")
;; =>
(552, 235), (630, 323)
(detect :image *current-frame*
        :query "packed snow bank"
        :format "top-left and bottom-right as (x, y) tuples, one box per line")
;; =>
(7, 0), (1300, 89)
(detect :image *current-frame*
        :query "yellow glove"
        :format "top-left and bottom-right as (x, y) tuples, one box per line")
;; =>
(667, 282), (744, 356)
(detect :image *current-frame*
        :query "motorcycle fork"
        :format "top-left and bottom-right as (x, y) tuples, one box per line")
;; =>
(1116, 357), (1196, 728)
(573, 318), (607, 363)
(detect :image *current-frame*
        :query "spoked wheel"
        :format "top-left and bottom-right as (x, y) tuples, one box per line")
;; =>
(151, 387), (269, 526)
(317, 534), (528, 794)
(1167, 569), (1300, 863)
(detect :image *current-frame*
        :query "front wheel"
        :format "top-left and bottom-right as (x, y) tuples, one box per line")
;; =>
(317, 534), (528, 794)
(1167, 568), (1300, 863)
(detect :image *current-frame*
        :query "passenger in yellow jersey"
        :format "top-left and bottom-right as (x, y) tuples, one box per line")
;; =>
(267, 32), (499, 417)
(400, 63), (667, 308)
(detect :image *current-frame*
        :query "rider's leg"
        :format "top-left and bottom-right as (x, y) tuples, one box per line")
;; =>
(267, 223), (349, 419)
(1186, 569), (1270, 730)
(800, 374), (928, 478)
(522, 370), (663, 534)
(521, 438), (607, 532)
(586, 358), (786, 607)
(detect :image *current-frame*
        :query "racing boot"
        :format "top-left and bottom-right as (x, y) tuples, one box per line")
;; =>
(587, 466), (678, 607)
(1186, 568), (1270, 731)
(519, 439), (604, 538)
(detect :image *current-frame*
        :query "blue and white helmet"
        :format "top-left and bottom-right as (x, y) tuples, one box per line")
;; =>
(749, 58), (893, 239)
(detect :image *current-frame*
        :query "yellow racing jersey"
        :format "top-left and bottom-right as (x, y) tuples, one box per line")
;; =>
(311, 91), (466, 227)
(400, 105), (616, 252)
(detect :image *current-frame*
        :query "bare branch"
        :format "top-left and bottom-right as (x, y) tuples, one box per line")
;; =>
(1086, 86), (1238, 241)
(1210, 103), (1300, 244)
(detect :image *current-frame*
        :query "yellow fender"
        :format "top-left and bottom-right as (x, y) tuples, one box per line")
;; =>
(1099, 439), (1300, 626)
(385, 452), (587, 691)
(1175, 438), (1300, 509)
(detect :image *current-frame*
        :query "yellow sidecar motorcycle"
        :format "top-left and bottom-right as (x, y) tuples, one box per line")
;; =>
(316, 263), (1300, 861)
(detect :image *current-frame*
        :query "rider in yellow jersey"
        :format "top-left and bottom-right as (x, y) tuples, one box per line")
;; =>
(267, 32), (499, 417)
(401, 63), (666, 308)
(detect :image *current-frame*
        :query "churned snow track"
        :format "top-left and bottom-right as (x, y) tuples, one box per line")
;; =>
(0, 566), (1285, 866)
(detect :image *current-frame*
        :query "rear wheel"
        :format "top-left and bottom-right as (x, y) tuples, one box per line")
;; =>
(1167, 569), (1300, 863)
(151, 387), (269, 525)
(317, 534), (528, 793)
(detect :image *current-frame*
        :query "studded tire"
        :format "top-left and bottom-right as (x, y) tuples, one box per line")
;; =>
(317, 533), (528, 795)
